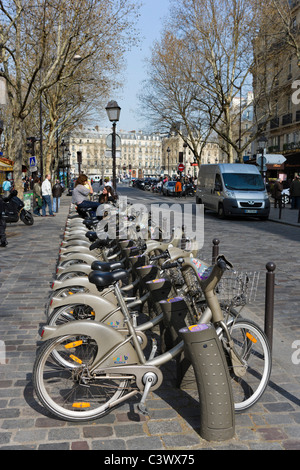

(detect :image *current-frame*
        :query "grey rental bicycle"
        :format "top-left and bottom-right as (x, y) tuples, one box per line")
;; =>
(32, 255), (272, 421)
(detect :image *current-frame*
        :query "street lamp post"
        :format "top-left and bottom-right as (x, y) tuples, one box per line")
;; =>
(105, 100), (121, 190)
(167, 147), (170, 177)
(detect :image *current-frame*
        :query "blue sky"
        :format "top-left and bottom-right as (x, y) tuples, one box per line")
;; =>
(109, 0), (171, 132)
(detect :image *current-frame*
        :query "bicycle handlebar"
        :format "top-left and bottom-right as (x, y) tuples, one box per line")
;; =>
(161, 261), (179, 270)
(149, 251), (169, 261)
(216, 255), (233, 272)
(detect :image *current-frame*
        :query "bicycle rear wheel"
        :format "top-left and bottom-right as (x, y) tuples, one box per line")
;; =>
(47, 304), (96, 326)
(223, 319), (271, 412)
(33, 335), (132, 422)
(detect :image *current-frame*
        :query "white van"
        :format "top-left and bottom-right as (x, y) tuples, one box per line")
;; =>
(196, 163), (270, 219)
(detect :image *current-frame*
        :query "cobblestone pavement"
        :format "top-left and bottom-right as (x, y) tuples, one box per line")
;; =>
(0, 188), (299, 451)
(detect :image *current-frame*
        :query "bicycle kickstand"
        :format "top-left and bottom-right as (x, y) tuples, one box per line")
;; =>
(138, 372), (158, 415)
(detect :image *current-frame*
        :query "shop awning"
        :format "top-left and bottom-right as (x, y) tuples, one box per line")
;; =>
(0, 160), (14, 171)
(266, 163), (285, 170)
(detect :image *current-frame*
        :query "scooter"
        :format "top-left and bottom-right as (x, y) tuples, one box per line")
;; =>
(1, 190), (34, 226)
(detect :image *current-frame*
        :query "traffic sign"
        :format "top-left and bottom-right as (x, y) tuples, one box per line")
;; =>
(106, 133), (121, 149)
(256, 155), (267, 168)
(178, 163), (185, 172)
(29, 156), (36, 167)
(105, 149), (121, 158)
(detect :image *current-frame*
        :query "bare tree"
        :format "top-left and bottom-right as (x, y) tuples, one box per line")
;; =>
(139, 30), (214, 161)
(0, 0), (140, 193)
(140, 0), (288, 164)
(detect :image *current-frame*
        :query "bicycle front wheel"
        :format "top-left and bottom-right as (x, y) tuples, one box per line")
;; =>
(33, 335), (131, 422)
(224, 319), (271, 412)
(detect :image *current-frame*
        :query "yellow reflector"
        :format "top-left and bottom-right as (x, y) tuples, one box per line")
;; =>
(64, 340), (83, 349)
(68, 291), (74, 295)
(91, 311), (95, 316)
(246, 332), (257, 343)
(69, 354), (82, 364)
(72, 402), (90, 409)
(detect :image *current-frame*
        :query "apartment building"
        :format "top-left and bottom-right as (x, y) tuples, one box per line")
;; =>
(65, 126), (162, 180)
(253, 0), (300, 180)
(161, 134), (221, 178)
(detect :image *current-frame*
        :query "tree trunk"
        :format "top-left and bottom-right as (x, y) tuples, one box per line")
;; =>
(12, 119), (24, 198)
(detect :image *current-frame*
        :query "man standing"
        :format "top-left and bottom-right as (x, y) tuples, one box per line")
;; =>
(273, 178), (283, 209)
(52, 179), (63, 213)
(290, 175), (300, 210)
(41, 174), (55, 217)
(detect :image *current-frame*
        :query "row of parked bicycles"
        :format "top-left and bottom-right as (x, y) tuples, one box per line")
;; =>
(32, 199), (272, 423)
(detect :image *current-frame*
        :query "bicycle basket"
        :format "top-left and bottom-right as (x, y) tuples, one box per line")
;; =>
(216, 270), (260, 307)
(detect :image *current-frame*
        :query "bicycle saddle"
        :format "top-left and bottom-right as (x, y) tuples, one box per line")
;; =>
(91, 260), (124, 272)
(85, 231), (98, 242)
(88, 270), (128, 288)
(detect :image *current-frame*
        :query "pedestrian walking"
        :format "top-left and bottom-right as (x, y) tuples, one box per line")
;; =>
(41, 174), (55, 217)
(290, 175), (300, 210)
(52, 179), (63, 213)
(273, 178), (283, 208)
(175, 178), (182, 198)
(33, 176), (42, 216)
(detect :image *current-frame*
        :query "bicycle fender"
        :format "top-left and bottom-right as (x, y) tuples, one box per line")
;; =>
(48, 293), (124, 327)
(60, 247), (91, 255)
(41, 320), (140, 368)
(58, 253), (98, 264)
(56, 263), (92, 275)
(59, 247), (93, 256)
(51, 277), (99, 294)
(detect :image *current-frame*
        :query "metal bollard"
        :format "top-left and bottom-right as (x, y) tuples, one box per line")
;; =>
(179, 324), (235, 441)
(278, 197), (282, 219)
(264, 262), (276, 353)
(298, 208), (300, 224)
(212, 238), (220, 264)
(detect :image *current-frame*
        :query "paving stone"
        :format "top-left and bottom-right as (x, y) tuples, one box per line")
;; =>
(82, 425), (113, 438)
(92, 439), (126, 450)
(147, 419), (183, 435)
(0, 190), (300, 450)
(126, 436), (164, 450)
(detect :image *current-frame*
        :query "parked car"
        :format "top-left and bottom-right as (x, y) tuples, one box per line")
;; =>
(162, 181), (176, 196)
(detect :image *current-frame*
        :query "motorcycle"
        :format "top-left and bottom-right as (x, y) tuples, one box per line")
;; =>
(1, 190), (34, 226)
(184, 183), (196, 197)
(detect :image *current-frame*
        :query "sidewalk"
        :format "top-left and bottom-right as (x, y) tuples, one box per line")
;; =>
(269, 204), (300, 227)
(0, 194), (299, 451)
